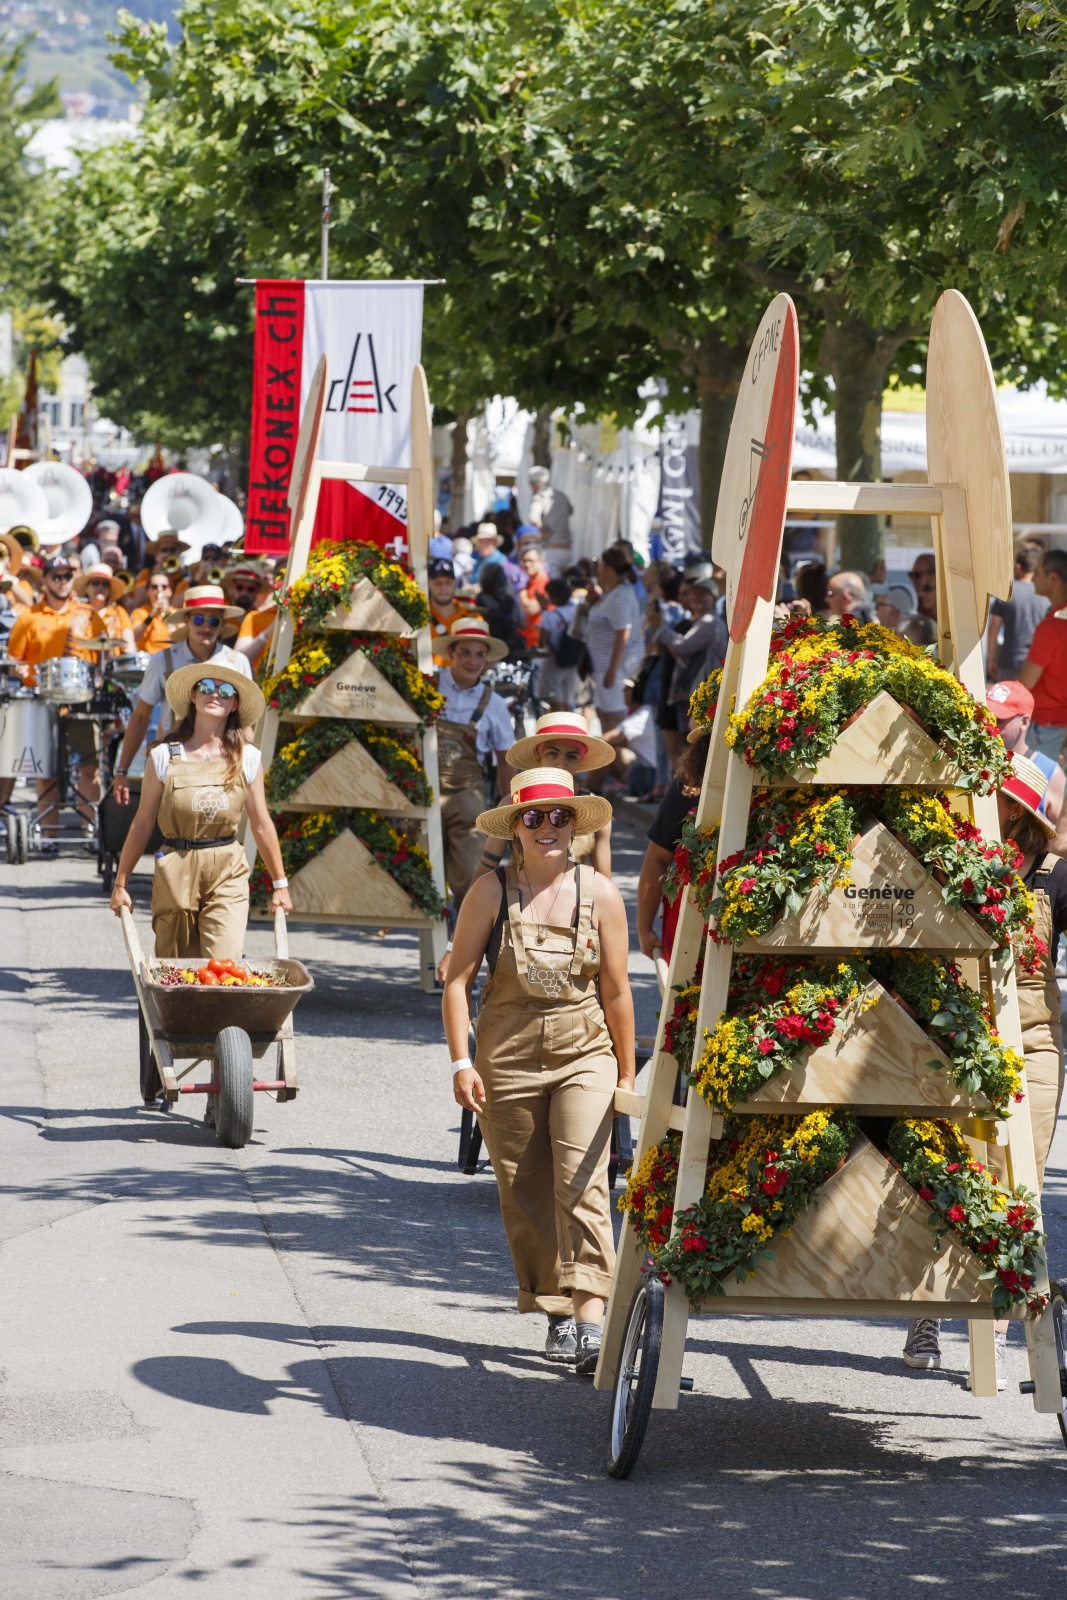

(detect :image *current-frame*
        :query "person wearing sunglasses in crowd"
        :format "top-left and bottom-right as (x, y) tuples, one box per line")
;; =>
(443, 768), (634, 1376)
(111, 586), (252, 806)
(109, 664), (291, 1109)
(128, 569), (175, 654)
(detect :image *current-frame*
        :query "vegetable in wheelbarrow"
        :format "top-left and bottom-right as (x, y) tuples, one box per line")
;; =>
(149, 959), (289, 988)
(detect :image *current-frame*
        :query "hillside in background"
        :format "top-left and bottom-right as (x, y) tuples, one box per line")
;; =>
(2, 1), (177, 113)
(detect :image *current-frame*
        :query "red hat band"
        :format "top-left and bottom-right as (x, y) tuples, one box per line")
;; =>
(1004, 775), (1043, 812)
(535, 720), (588, 748)
(513, 781), (574, 805)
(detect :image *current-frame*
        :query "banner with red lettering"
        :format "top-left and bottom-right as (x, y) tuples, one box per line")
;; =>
(245, 280), (425, 556)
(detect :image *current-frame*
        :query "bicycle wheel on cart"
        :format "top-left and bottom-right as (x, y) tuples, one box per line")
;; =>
(138, 1005), (162, 1104)
(1049, 1279), (1067, 1450)
(607, 1275), (663, 1479)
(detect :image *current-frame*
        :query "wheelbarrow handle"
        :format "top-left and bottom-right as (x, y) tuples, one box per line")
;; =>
(651, 943), (669, 998)
(119, 903), (145, 972)
(273, 906), (290, 961)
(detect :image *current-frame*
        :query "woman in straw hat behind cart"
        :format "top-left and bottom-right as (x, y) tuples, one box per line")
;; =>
(443, 768), (635, 1375)
(109, 661), (291, 987)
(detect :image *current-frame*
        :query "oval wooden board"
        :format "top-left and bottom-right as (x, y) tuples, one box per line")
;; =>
(926, 290), (1013, 625)
(711, 294), (799, 642)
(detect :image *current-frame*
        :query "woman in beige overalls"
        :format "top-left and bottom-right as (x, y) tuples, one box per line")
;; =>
(443, 767), (635, 1375)
(110, 663), (292, 961)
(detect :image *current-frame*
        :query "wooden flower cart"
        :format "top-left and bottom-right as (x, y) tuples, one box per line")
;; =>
(598, 291), (1067, 1476)
(249, 357), (447, 989)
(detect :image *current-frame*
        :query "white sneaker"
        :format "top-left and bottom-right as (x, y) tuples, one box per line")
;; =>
(903, 1317), (942, 1369)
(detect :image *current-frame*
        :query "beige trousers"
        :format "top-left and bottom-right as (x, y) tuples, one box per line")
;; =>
(151, 841), (250, 960)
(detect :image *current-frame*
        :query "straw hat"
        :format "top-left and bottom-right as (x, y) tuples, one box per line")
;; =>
(474, 521), (503, 546)
(0, 531), (23, 575)
(146, 527), (192, 557)
(507, 711), (615, 773)
(164, 583), (244, 639)
(476, 767), (612, 839)
(76, 562), (126, 604)
(445, 614), (508, 665)
(1001, 754), (1056, 840)
(165, 661), (265, 729)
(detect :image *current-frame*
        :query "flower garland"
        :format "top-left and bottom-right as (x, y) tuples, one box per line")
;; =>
(634, 1109), (856, 1304)
(690, 957), (872, 1112)
(887, 1119), (1045, 1314)
(688, 668), (722, 734)
(266, 719), (433, 808)
(867, 950), (1024, 1113)
(706, 787), (1042, 965)
(662, 959), (704, 1072)
(250, 808), (443, 916)
(662, 813), (717, 906)
(726, 614), (1010, 795)
(276, 539), (429, 633)
(620, 1131), (686, 1252)
(262, 632), (443, 725)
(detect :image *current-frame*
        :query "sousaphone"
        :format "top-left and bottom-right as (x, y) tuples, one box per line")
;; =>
(140, 472), (238, 561)
(0, 468), (49, 538)
(23, 460), (94, 541)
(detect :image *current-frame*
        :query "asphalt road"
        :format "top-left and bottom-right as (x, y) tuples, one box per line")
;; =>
(1, 811), (1066, 1600)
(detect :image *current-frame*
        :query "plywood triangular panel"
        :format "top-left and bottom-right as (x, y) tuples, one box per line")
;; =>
(713, 1133), (988, 1306)
(739, 823), (995, 955)
(286, 651), (419, 726)
(287, 828), (422, 920)
(322, 576), (416, 636)
(732, 978), (992, 1115)
(762, 691), (960, 789)
(284, 736), (425, 815)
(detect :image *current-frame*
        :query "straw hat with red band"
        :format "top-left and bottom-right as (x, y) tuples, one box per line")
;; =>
(507, 710), (614, 773)
(75, 562), (127, 604)
(1000, 754), (1056, 840)
(164, 584), (244, 627)
(445, 613), (508, 664)
(476, 767), (613, 839)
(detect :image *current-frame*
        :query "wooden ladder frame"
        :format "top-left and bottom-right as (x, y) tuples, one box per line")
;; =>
(251, 363), (447, 991)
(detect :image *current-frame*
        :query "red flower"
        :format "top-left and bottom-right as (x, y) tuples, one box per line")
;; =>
(946, 1204), (966, 1224)
(758, 1037), (777, 1055)
(740, 877), (757, 894)
(918, 1186), (935, 1202)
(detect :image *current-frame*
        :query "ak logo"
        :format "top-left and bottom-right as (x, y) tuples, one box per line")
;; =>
(326, 333), (398, 416)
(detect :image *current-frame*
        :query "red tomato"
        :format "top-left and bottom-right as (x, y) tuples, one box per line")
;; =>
(216, 959), (237, 973)
(229, 966), (249, 983)
(207, 959), (228, 976)
(198, 969), (220, 986)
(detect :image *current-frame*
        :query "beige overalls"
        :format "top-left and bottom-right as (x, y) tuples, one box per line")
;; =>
(437, 682), (492, 906)
(475, 863), (618, 1314)
(151, 743), (251, 960)
(1017, 852), (1066, 1187)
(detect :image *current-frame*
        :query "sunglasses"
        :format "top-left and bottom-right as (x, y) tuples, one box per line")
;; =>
(88, 579), (112, 588)
(49, 570), (74, 580)
(194, 678), (238, 700)
(913, 582), (937, 594)
(189, 613), (223, 628)
(519, 807), (575, 829)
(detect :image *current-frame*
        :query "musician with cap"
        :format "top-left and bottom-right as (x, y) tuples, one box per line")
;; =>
(228, 559), (279, 669)
(75, 563), (135, 653)
(132, 530), (192, 607)
(442, 766), (633, 1373)
(5, 553), (106, 847)
(436, 616), (515, 912)
(112, 585), (252, 806)
(428, 556), (476, 666)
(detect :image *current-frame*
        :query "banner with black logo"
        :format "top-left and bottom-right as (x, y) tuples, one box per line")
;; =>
(651, 411), (703, 564)
(246, 279), (424, 556)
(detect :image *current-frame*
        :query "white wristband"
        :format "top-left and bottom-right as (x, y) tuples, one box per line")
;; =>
(451, 1057), (472, 1074)
(445, 940), (454, 952)
(271, 877), (289, 889)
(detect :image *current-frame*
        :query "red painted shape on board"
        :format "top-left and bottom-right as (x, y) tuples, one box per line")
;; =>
(729, 307), (798, 642)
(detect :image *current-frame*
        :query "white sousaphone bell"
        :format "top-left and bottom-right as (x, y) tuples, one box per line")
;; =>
(140, 472), (242, 561)
(0, 467), (50, 538)
(23, 460), (94, 543)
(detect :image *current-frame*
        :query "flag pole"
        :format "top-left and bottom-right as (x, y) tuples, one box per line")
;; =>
(321, 168), (332, 281)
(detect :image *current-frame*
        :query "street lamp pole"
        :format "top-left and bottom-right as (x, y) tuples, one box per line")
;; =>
(321, 168), (332, 281)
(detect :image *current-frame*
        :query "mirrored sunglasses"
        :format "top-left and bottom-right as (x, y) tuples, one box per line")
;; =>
(189, 613), (223, 628)
(519, 807), (575, 829)
(193, 678), (238, 700)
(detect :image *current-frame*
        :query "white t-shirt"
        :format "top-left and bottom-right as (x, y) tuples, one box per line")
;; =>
(586, 583), (644, 678)
(151, 743), (262, 784)
(137, 641), (251, 730)
(438, 667), (514, 758)
(619, 703), (657, 768)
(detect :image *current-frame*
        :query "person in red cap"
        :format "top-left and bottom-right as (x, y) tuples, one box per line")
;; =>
(985, 679), (1065, 835)
(112, 586), (252, 806)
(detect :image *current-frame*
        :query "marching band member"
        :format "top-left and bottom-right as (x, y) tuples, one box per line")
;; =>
(128, 571), (175, 654)
(428, 557), (476, 666)
(75, 563), (135, 653)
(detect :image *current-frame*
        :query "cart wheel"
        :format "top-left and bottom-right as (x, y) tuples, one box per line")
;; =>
(16, 814), (27, 865)
(215, 1026), (254, 1149)
(138, 1005), (162, 1104)
(607, 1275), (664, 1479)
(5, 813), (16, 865)
(1050, 1280), (1067, 1451)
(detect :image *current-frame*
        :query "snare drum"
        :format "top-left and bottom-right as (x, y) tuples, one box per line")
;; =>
(36, 657), (94, 704)
(106, 651), (150, 691)
(0, 693), (56, 779)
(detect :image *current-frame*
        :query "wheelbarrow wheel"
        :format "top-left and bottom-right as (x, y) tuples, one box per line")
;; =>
(1049, 1280), (1067, 1450)
(138, 1005), (162, 1104)
(215, 1026), (254, 1149)
(607, 1276), (663, 1480)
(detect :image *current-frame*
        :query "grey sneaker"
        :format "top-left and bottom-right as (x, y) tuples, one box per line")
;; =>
(575, 1327), (602, 1377)
(903, 1317), (942, 1369)
(544, 1315), (576, 1364)
(967, 1327), (1007, 1392)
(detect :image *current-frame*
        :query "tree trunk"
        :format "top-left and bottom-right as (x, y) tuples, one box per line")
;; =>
(695, 337), (747, 552)
(818, 311), (910, 575)
(531, 403), (553, 468)
(448, 409), (470, 532)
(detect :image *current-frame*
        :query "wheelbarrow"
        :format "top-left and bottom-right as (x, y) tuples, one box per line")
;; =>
(120, 906), (314, 1148)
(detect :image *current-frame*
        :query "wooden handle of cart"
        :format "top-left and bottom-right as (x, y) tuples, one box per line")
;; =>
(651, 943), (669, 997)
(119, 904), (145, 974)
(274, 907), (290, 960)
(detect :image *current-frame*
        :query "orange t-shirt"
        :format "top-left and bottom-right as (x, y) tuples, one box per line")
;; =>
(237, 603), (277, 666)
(7, 598), (105, 687)
(129, 606), (174, 654)
(520, 572), (550, 648)
(430, 599), (477, 665)
(97, 603), (131, 638)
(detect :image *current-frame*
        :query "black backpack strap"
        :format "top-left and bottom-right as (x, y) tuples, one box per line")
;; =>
(470, 682), (493, 725)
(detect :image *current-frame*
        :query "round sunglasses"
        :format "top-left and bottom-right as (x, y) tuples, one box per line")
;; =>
(194, 678), (238, 700)
(189, 613), (223, 628)
(519, 807), (575, 829)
